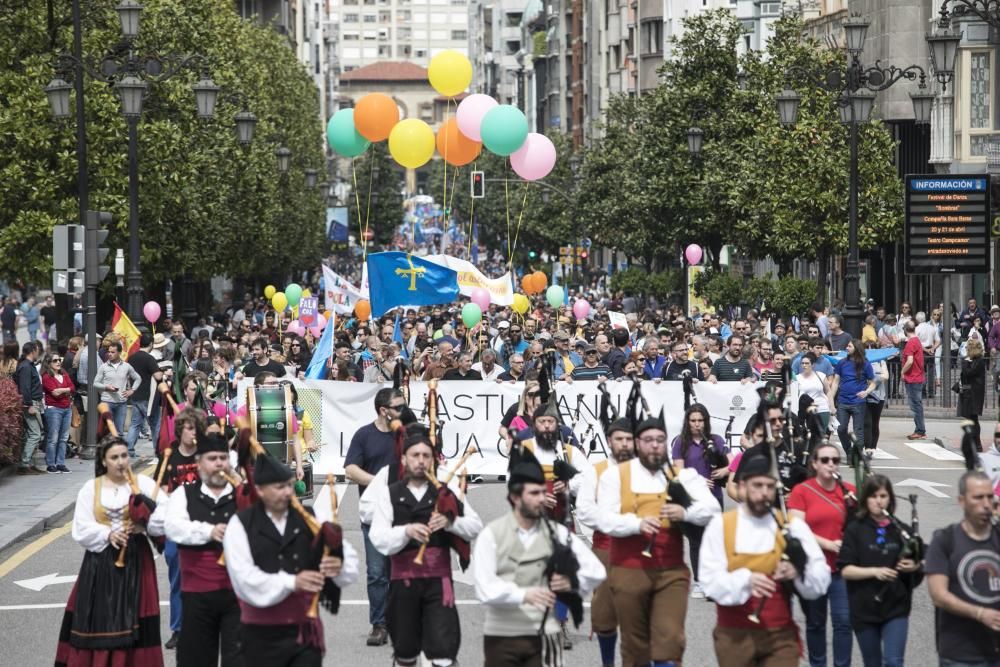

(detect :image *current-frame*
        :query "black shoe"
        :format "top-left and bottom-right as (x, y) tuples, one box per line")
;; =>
(561, 623), (573, 650)
(165, 632), (179, 650)
(366, 624), (388, 647)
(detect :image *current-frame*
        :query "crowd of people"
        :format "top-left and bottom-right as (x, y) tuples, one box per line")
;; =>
(3, 270), (1000, 666)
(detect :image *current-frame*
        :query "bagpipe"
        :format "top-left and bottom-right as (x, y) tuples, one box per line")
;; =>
(748, 416), (809, 624)
(538, 366), (582, 533)
(291, 475), (344, 617)
(873, 493), (924, 603)
(538, 515), (584, 634)
(413, 445), (478, 570)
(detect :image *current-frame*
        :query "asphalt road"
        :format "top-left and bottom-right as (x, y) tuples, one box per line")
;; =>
(0, 424), (973, 666)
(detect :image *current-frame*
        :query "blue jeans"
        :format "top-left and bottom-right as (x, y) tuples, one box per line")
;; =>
(44, 406), (71, 468)
(164, 539), (182, 632)
(361, 523), (389, 626)
(106, 401), (128, 437)
(905, 382), (925, 434)
(855, 616), (908, 667)
(126, 400), (151, 454)
(801, 573), (852, 667)
(836, 401), (865, 459)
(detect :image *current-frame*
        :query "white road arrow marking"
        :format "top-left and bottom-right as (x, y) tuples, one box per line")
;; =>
(894, 479), (951, 498)
(14, 573), (77, 592)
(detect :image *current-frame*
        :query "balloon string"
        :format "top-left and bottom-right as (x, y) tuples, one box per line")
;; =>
(362, 154), (375, 255)
(447, 164), (459, 250)
(504, 160), (511, 268)
(508, 181), (529, 267)
(352, 160), (366, 261)
(443, 100), (451, 230)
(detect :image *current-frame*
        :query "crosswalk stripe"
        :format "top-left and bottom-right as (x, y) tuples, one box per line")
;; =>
(869, 448), (898, 460)
(904, 441), (966, 461)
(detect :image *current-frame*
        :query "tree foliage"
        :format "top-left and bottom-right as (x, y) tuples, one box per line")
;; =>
(692, 270), (744, 312)
(609, 267), (680, 301)
(0, 0), (325, 287)
(347, 142), (404, 247)
(769, 276), (820, 318)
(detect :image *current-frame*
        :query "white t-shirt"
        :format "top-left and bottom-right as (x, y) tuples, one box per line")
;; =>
(915, 321), (940, 349)
(797, 371), (830, 414)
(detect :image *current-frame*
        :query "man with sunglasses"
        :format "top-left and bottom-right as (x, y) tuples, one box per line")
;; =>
(570, 345), (612, 381)
(499, 324), (528, 367)
(736, 402), (809, 492)
(344, 388), (410, 647)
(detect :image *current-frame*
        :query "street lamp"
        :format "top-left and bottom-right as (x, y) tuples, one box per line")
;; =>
(926, 2), (965, 91)
(775, 12), (931, 337)
(114, 74), (147, 118)
(304, 168), (318, 189)
(686, 126), (704, 159)
(115, 0), (143, 40)
(192, 76), (220, 119)
(234, 109), (257, 146)
(276, 146), (292, 174)
(44, 77), (73, 119)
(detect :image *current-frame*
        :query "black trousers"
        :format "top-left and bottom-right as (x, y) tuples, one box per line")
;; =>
(386, 578), (460, 662)
(240, 624), (321, 667)
(863, 400), (884, 450)
(178, 589), (242, 667)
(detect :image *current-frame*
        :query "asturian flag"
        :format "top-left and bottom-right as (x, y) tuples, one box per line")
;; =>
(366, 252), (460, 317)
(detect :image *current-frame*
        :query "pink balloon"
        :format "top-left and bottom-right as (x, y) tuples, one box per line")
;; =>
(510, 133), (557, 182)
(142, 300), (161, 324)
(470, 287), (491, 311)
(685, 244), (703, 266)
(456, 94), (498, 142)
(308, 313), (328, 338)
(572, 299), (591, 320)
(287, 320), (305, 336)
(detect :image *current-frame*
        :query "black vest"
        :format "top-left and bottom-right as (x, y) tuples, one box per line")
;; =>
(388, 479), (449, 551)
(177, 484), (237, 552)
(236, 503), (314, 574)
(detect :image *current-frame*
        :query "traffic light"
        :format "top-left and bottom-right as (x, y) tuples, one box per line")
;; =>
(528, 250), (537, 260)
(85, 210), (112, 286)
(580, 249), (588, 260)
(471, 170), (485, 199)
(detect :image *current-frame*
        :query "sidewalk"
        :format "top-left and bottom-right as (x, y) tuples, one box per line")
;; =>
(0, 436), (158, 562)
(0, 415), (978, 561)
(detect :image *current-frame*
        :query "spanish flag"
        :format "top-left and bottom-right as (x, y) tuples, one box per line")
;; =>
(111, 302), (141, 359)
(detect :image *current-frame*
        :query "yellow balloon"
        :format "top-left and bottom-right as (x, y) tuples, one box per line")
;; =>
(302, 288), (311, 298)
(264, 284), (276, 299)
(272, 292), (288, 312)
(428, 50), (473, 97)
(388, 119), (436, 169)
(512, 293), (529, 315)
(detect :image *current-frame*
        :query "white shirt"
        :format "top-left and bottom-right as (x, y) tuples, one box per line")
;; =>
(979, 445), (1000, 487)
(575, 459), (616, 531)
(358, 465), (391, 525)
(369, 477), (483, 556)
(698, 505), (830, 605)
(472, 519), (606, 606)
(73, 474), (164, 553)
(527, 441), (594, 498)
(916, 321), (940, 349)
(595, 457), (720, 536)
(223, 508), (359, 608)
(796, 372), (830, 414)
(471, 361), (504, 382)
(164, 481), (234, 545)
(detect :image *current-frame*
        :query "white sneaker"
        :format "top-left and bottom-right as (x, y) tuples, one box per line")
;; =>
(690, 581), (705, 599)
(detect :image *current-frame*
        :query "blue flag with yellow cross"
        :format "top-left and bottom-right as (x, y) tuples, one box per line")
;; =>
(366, 252), (460, 317)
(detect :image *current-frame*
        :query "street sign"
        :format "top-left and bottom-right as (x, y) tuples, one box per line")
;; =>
(581, 237), (592, 249)
(52, 270), (84, 295)
(905, 174), (990, 274)
(52, 224), (85, 270)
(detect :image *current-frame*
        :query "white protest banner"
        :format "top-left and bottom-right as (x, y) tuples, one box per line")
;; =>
(424, 254), (514, 305)
(237, 379), (761, 475)
(322, 265), (364, 315)
(608, 311), (629, 331)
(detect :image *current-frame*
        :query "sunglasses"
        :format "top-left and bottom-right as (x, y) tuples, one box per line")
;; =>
(291, 344), (301, 348)
(51, 357), (63, 362)
(817, 456), (841, 465)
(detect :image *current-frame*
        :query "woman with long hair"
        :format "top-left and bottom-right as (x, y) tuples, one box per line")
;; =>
(498, 381), (542, 447)
(55, 436), (164, 666)
(42, 352), (75, 473)
(788, 442), (857, 667)
(192, 341), (214, 374)
(670, 403), (730, 599)
(839, 475), (923, 667)
(959, 338), (988, 451)
(830, 339), (876, 462)
(0, 340), (18, 379)
(797, 352), (835, 433)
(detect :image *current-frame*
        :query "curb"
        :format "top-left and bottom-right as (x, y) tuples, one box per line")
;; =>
(0, 483), (79, 563)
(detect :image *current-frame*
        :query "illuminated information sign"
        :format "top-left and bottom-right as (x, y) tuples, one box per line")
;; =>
(905, 175), (990, 274)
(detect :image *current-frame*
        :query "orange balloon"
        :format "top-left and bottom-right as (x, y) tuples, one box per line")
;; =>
(355, 299), (372, 320)
(532, 271), (548, 292)
(520, 274), (535, 294)
(354, 94), (399, 142)
(436, 117), (482, 166)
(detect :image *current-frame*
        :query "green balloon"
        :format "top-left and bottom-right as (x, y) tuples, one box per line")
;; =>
(546, 285), (564, 309)
(480, 105), (529, 156)
(433, 329), (443, 340)
(327, 109), (370, 158)
(461, 303), (482, 329)
(285, 283), (303, 307)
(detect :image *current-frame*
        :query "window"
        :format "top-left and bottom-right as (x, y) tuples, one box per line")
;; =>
(363, 14), (377, 22)
(343, 31), (360, 40)
(970, 52), (991, 130)
(640, 20), (661, 56)
(342, 0), (358, 4)
(451, 30), (467, 40)
(415, 47), (428, 58)
(344, 13), (359, 22)
(760, 2), (781, 15)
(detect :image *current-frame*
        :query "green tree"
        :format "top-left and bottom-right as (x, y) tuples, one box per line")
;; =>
(0, 0), (325, 287)
(692, 270), (744, 312)
(770, 276), (819, 318)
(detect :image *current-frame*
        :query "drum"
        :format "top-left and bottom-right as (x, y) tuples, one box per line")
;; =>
(296, 461), (314, 499)
(246, 384), (294, 462)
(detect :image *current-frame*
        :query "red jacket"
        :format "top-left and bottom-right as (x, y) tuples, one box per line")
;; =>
(42, 372), (74, 409)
